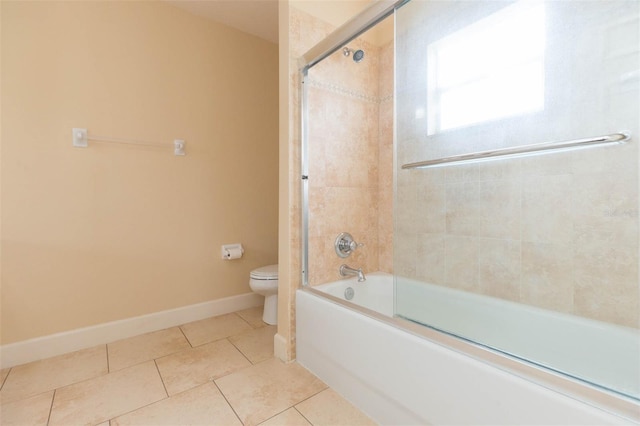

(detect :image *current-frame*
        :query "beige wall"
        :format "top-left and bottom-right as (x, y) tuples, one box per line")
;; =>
(1, 1), (279, 344)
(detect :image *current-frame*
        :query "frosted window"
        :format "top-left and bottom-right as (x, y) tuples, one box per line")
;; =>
(427, 1), (546, 134)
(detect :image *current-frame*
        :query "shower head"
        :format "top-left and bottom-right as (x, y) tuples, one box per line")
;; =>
(342, 47), (365, 63)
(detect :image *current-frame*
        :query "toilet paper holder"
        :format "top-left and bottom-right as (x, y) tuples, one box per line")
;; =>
(221, 243), (244, 260)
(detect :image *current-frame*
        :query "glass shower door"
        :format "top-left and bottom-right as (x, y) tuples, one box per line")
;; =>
(394, 0), (640, 399)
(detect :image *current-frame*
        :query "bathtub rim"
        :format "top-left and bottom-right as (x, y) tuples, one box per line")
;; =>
(300, 285), (640, 423)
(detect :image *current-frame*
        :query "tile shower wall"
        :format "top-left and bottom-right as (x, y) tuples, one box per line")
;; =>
(305, 22), (394, 286)
(284, 7), (394, 360)
(395, 1), (639, 328)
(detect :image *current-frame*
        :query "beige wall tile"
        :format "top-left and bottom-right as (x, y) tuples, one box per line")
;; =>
(417, 184), (446, 233)
(156, 339), (250, 396)
(444, 236), (479, 292)
(477, 159), (522, 182)
(521, 242), (574, 312)
(574, 274), (640, 328)
(216, 359), (326, 426)
(295, 388), (375, 426)
(0, 345), (107, 403)
(572, 171), (638, 219)
(259, 408), (312, 425)
(394, 232), (417, 278)
(574, 213), (638, 248)
(478, 239), (521, 301)
(445, 182), (480, 236)
(49, 361), (166, 425)
(573, 244), (639, 327)
(180, 313), (252, 347)
(522, 175), (573, 243)
(108, 327), (190, 372)
(416, 233), (445, 284)
(111, 382), (241, 426)
(0, 390), (54, 426)
(477, 180), (521, 239)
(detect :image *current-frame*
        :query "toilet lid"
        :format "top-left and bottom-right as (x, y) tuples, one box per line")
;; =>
(250, 264), (278, 279)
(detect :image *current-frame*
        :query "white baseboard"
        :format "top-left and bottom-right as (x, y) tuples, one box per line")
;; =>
(0, 293), (263, 369)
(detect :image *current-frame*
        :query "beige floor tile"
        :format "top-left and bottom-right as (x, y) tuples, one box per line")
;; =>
(0, 368), (10, 390)
(180, 313), (253, 346)
(108, 327), (190, 371)
(156, 339), (251, 396)
(48, 361), (166, 425)
(216, 359), (327, 426)
(259, 408), (312, 426)
(229, 325), (276, 364)
(0, 391), (54, 426)
(111, 382), (241, 425)
(236, 306), (268, 328)
(295, 389), (376, 426)
(0, 345), (107, 403)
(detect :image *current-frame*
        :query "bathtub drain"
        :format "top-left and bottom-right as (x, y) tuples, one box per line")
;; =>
(345, 287), (355, 300)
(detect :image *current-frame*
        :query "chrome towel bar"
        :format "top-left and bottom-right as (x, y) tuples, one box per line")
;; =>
(401, 132), (631, 170)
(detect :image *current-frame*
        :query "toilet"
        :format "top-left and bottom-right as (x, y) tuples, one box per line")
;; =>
(249, 264), (278, 325)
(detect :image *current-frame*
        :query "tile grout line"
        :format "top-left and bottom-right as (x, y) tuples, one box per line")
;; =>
(225, 337), (255, 365)
(233, 311), (260, 330)
(0, 367), (12, 391)
(292, 385), (328, 407)
(212, 379), (245, 425)
(178, 325), (195, 348)
(153, 359), (170, 398)
(294, 406), (315, 426)
(104, 361), (172, 424)
(105, 343), (112, 373)
(46, 389), (56, 426)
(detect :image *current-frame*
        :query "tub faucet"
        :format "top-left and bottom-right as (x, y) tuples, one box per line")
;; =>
(340, 264), (366, 282)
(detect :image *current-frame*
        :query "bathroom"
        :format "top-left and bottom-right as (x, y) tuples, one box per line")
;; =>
(2, 0), (639, 424)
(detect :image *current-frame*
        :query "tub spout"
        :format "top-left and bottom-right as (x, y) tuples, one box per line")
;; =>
(340, 264), (366, 282)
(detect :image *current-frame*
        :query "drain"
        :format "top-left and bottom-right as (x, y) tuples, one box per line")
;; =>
(344, 287), (355, 300)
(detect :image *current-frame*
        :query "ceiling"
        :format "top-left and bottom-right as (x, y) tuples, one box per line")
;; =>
(165, 1), (280, 44)
(166, 0), (392, 46)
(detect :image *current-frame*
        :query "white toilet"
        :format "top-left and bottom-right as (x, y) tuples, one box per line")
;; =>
(249, 264), (278, 325)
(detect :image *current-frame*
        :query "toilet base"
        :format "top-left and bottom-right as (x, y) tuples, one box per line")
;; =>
(262, 294), (278, 325)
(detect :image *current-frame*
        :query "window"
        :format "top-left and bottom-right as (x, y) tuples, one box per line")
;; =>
(427, 1), (546, 135)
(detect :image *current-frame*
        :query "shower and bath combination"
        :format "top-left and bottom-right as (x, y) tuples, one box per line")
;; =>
(298, 0), (639, 423)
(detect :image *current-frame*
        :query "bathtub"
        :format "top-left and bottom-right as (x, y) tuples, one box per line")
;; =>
(296, 272), (640, 425)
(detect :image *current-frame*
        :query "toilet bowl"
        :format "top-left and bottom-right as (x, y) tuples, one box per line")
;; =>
(249, 264), (278, 325)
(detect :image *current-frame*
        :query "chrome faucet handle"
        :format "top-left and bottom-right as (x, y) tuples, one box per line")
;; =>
(335, 232), (364, 258)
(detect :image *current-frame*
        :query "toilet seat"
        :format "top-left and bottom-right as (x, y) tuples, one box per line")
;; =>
(250, 264), (278, 280)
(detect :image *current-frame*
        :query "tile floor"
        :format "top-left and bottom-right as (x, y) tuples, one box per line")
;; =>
(0, 307), (376, 426)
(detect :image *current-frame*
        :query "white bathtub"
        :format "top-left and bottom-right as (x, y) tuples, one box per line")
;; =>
(296, 272), (640, 425)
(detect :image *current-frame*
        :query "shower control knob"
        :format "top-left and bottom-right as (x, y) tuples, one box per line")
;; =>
(348, 240), (364, 251)
(334, 232), (363, 258)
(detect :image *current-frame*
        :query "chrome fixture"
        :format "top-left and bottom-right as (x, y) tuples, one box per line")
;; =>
(335, 232), (363, 258)
(340, 264), (366, 282)
(344, 287), (355, 300)
(402, 132), (631, 170)
(343, 47), (365, 63)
